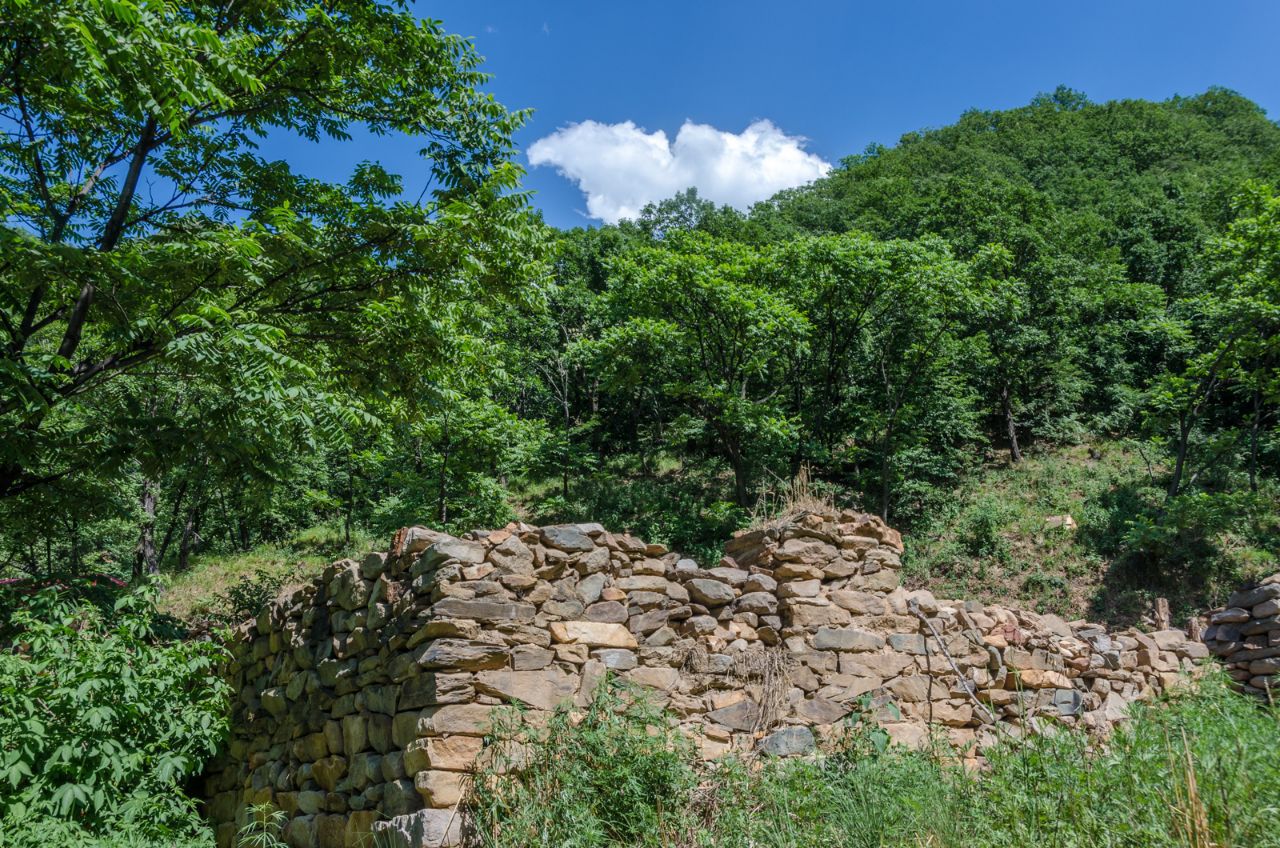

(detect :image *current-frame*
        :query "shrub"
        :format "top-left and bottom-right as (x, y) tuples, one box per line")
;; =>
(465, 673), (1280, 848)
(0, 588), (230, 843)
(214, 566), (298, 625)
(959, 496), (1011, 561)
(466, 677), (699, 847)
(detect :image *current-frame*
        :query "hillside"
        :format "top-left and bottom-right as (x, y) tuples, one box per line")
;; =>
(763, 87), (1280, 265)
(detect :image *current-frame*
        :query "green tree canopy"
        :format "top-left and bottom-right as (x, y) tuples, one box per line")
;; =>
(0, 0), (544, 575)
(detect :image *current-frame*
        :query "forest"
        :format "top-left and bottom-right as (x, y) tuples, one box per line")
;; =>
(3, 40), (1277, 616)
(1, 2), (1278, 846)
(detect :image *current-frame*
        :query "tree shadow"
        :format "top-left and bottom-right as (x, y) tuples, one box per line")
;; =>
(1080, 480), (1238, 628)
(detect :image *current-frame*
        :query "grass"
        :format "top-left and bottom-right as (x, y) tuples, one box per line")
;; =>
(467, 672), (1280, 848)
(902, 442), (1135, 618)
(158, 523), (378, 623)
(900, 440), (1280, 626)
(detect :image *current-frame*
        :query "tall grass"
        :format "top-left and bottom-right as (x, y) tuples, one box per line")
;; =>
(466, 672), (1280, 848)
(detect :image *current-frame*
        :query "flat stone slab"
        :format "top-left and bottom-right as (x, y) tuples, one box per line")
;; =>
(549, 620), (638, 648)
(758, 726), (815, 757)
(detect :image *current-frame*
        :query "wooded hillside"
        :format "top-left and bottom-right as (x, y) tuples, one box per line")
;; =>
(4, 72), (1279, 623)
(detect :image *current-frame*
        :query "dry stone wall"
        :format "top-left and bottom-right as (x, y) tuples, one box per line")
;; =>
(1204, 572), (1280, 698)
(203, 511), (1208, 848)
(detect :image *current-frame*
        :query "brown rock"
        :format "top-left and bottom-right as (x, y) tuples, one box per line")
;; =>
(1008, 668), (1073, 690)
(415, 770), (465, 808)
(783, 599), (852, 628)
(886, 674), (932, 702)
(474, 669), (578, 711)
(420, 704), (497, 736)
(419, 640), (509, 671)
(705, 566), (750, 586)
(583, 601), (629, 623)
(687, 579), (736, 606)
(773, 563), (825, 581)
(541, 526), (595, 553)
(626, 666), (681, 692)
(777, 579), (821, 599)
(344, 811), (379, 848)
(313, 756), (347, 792)
(405, 735), (485, 774)
(511, 645), (555, 670)
(629, 609), (671, 634)
(615, 576), (670, 593)
(775, 537), (838, 564)
(796, 697), (850, 724)
(830, 591), (887, 615)
(812, 628), (883, 653)
(550, 620), (638, 648)
(401, 673), (474, 709)
(430, 598), (535, 623)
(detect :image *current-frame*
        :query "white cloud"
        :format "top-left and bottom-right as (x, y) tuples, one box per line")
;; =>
(526, 119), (831, 223)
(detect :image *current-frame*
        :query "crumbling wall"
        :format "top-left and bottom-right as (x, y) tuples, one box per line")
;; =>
(1204, 573), (1280, 698)
(202, 511), (1207, 848)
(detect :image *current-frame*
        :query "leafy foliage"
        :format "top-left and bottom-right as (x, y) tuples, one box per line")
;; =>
(1, 16), (1278, 621)
(0, 588), (229, 840)
(0, 0), (545, 580)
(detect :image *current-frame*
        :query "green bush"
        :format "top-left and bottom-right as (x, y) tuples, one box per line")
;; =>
(959, 496), (1011, 561)
(213, 566), (298, 625)
(528, 460), (750, 564)
(0, 588), (229, 845)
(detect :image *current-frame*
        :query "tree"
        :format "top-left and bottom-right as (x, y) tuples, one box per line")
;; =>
(586, 234), (808, 506)
(1147, 182), (1280, 503)
(0, 1), (542, 559)
(629, 187), (745, 241)
(771, 232), (980, 520)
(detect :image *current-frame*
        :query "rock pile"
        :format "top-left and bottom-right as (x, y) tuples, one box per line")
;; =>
(202, 511), (1207, 848)
(1204, 573), (1280, 698)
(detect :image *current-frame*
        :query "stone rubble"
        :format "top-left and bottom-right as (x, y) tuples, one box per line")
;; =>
(1202, 572), (1280, 698)
(202, 510), (1207, 848)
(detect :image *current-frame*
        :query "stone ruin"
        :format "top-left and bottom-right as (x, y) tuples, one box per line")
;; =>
(1203, 573), (1280, 698)
(202, 511), (1212, 848)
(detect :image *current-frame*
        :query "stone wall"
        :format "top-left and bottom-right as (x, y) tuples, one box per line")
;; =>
(1203, 573), (1280, 698)
(202, 511), (1207, 848)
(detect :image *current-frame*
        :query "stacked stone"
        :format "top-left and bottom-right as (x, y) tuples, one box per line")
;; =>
(202, 511), (1207, 848)
(1203, 573), (1280, 697)
(722, 514), (1205, 748)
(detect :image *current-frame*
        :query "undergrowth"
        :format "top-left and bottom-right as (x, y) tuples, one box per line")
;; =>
(466, 673), (1280, 848)
(159, 523), (377, 623)
(0, 588), (229, 847)
(902, 441), (1280, 625)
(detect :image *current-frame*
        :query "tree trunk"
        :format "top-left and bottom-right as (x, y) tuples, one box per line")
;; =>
(345, 462), (354, 544)
(1250, 387), (1261, 494)
(880, 421), (896, 522)
(437, 445), (450, 526)
(134, 477), (158, 581)
(71, 514), (80, 573)
(561, 391), (572, 500)
(731, 453), (750, 508)
(1002, 382), (1022, 463)
(1166, 414), (1191, 503)
(178, 507), (201, 572)
(157, 477), (189, 565)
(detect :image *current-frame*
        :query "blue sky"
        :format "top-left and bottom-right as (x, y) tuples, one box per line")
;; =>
(264, 1), (1280, 229)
